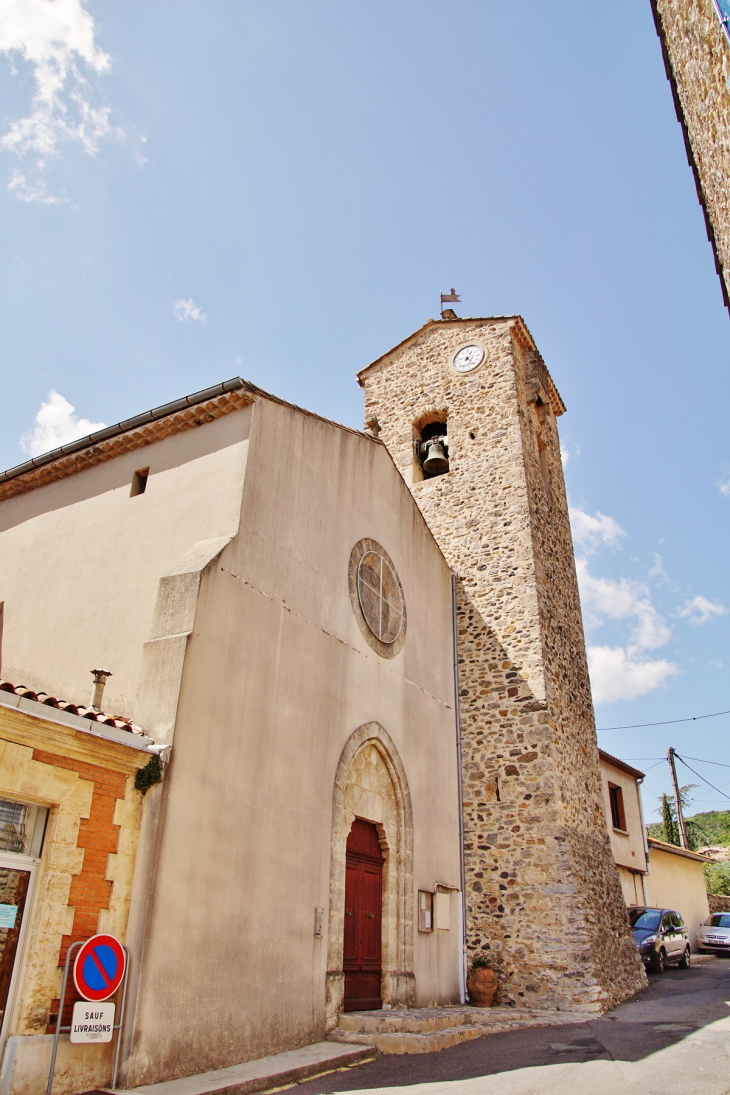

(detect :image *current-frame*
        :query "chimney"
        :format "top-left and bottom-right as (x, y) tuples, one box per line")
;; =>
(89, 669), (112, 711)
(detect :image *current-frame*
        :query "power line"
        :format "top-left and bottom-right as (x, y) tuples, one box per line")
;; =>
(597, 708), (730, 731)
(679, 754), (730, 769)
(675, 754), (730, 803)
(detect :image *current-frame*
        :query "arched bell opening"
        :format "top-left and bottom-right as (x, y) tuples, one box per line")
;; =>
(413, 413), (449, 481)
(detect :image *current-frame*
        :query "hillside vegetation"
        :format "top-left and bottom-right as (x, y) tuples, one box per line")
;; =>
(647, 809), (730, 847)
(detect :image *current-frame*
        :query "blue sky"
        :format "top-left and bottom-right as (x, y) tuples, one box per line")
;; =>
(1, 0), (729, 819)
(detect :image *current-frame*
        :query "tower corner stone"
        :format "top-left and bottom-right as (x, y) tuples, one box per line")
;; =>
(359, 316), (646, 1011)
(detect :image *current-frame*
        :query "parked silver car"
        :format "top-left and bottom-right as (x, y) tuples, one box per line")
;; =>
(629, 907), (691, 972)
(697, 913), (730, 953)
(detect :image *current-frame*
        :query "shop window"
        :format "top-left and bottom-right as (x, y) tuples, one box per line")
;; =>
(0, 799), (48, 858)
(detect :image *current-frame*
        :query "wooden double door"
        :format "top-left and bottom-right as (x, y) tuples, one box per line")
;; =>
(343, 819), (383, 1011)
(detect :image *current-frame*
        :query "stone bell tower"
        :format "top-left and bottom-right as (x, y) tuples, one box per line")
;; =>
(357, 316), (645, 1011)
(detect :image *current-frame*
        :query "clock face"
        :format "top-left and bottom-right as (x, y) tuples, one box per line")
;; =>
(452, 344), (485, 373)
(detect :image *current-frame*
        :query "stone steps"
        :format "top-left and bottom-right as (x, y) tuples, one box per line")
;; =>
(328, 1005), (589, 1055)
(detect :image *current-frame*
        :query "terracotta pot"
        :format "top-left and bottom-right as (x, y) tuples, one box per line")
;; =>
(466, 966), (498, 1007)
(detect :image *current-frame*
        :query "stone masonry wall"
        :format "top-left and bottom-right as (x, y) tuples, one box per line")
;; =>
(359, 317), (646, 1010)
(652, 0), (730, 310)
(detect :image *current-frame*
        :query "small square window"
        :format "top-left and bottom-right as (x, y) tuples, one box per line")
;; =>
(130, 467), (150, 497)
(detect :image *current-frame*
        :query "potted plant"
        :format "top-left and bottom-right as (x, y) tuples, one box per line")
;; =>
(466, 955), (498, 1007)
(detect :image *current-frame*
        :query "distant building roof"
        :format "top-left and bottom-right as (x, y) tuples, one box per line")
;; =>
(647, 836), (713, 863)
(598, 748), (646, 781)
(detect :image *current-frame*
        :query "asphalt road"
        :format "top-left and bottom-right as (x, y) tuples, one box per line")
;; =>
(296, 956), (730, 1095)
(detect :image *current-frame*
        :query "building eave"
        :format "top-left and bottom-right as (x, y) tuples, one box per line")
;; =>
(0, 378), (381, 503)
(599, 748), (646, 781)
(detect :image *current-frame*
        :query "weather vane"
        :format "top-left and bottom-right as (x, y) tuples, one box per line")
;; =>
(440, 288), (460, 318)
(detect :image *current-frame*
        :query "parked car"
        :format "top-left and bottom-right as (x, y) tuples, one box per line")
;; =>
(697, 913), (730, 953)
(629, 907), (691, 972)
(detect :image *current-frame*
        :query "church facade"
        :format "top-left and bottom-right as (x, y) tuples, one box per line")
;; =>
(0, 315), (644, 1093)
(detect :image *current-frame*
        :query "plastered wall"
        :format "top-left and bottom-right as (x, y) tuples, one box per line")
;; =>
(0, 408), (251, 717)
(646, 844), (710, 948)
(599, 759), (648, 874)
(120, 399), (463, 1086)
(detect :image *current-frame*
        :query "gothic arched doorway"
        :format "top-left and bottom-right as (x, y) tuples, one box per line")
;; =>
(326, 723), (414, 1027)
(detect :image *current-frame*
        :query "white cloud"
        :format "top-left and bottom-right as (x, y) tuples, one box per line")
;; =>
(587, 645), (677, 704)
(21, 390), (105, 456)
(173, 298), (207, 323)
(576, 559), (672, 653)
(648, 552), (669, 584)
(8, 168), (63, 204)
(0, 0), (114, 200)
(678, 595), (726, 625)
(560, 444), (569, 467)
(569, 506), (626, 553)
(717, 474), (730, 498)
(576, 555), (677, 705)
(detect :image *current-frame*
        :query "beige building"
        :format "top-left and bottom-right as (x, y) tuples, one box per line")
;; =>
(597, 750), (712, 948)
(0, 681), (157, 1095)
(645, 838), (711, 948)
(598, 751), (649, 907)
(651, 0), (730, 313)
(0, 315), (646, 1090)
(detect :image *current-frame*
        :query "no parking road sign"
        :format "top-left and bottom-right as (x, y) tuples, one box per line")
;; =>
(73, 934), (126, 1002)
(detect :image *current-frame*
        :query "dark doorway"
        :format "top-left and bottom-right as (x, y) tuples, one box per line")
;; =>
(343, 818), (383, 1010)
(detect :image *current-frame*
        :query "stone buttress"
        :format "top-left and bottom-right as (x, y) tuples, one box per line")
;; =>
(357, 316), (646, 1011)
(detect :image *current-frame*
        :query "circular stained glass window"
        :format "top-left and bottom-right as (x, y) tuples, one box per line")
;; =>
(357, 550), (404, 643)
(349, 539), (407, 658)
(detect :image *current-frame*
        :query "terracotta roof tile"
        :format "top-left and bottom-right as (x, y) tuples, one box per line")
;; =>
(0, 680), (144, 736)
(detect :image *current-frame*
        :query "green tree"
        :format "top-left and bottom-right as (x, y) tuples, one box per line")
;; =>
(660, 793), (679, 846)
(655, 786), (699, 847)
(704, 862), (730, 896)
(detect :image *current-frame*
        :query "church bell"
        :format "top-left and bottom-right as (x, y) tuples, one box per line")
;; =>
(421, 437), (449, 476)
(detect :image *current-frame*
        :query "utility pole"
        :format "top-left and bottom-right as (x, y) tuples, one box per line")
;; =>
(668, 747), (688, 849)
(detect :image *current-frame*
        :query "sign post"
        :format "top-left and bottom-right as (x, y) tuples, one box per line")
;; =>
(45, 936), (129, 1095)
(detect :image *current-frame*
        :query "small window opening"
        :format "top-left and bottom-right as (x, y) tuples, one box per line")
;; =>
(608, 784), (626, 831)
(415, 420), (449, 480)
(530, 402), (551, 491)
(130, 467), (149, 497)
(418, 890), (434, 932)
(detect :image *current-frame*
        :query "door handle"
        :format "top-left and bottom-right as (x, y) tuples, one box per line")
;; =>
(367, 912), (374, 918)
